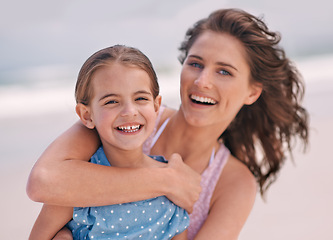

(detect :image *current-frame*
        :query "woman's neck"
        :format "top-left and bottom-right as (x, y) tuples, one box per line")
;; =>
(151, 109), (225, 172)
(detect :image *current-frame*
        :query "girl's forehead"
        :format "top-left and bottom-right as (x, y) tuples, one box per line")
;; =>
(92, 64), (153, 92)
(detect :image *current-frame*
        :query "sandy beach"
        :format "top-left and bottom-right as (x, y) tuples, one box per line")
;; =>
(1, 74), (332, 239)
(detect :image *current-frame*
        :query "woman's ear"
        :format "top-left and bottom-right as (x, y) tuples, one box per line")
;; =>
(244, 83), (263, 105)
(75, 103), (95, 129)
(154, 95), (162, 113)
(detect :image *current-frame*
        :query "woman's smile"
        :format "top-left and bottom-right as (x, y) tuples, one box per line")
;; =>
(190, 94), (217, 105)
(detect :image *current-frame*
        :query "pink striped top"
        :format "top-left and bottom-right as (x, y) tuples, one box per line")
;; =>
(143, 106), (230, 239)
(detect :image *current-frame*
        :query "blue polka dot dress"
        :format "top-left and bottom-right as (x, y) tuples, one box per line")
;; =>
(67, 147), (189, 240)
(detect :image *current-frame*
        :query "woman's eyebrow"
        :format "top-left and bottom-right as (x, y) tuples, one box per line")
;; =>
(188, 54), (238, 71)
(187, 54), (202, 61)
(216, 62), (238, 72)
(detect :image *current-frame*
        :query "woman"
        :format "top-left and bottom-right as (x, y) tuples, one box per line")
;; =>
(27, 8), (309, 239)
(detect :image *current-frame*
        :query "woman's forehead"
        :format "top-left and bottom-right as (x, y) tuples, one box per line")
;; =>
(188, 31), (249, 72)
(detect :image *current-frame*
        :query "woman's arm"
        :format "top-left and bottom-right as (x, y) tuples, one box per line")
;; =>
(172, 229), (187, 240)
(29, 204), (73, 240)
(27, 122), (201, 212)
(194, 156), (257, 240)
(27, 121), (100, 206)
(52, 227), (73, 240)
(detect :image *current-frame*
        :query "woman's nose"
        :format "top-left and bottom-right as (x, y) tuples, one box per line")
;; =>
(194, 70), (213, 89)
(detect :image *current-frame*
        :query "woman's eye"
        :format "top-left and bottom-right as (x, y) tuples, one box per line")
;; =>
(219, 69), (231, 76)
(189, 62), (203, 69)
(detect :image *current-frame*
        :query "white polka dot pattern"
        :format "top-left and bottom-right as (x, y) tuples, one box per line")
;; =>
(66, 147), (189, 240)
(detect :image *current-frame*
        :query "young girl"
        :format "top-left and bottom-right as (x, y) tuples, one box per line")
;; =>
(29, 45), (189, 240)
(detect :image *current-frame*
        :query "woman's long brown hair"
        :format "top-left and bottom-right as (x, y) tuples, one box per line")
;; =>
(179, 9), (309, 196)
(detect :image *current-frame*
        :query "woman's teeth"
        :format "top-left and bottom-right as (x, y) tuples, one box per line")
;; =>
(117, 125), (141, 132)
(190, 94), (216, 105)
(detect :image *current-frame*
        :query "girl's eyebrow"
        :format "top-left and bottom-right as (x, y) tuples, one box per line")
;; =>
(99, 90), (152, 101)
(99, 93), (118, 101)
(135, 90), (152, 95)
(188, 54), (239, 72)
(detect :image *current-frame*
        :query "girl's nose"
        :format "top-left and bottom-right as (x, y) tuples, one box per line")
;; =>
(120, 102), (138, 117)
(194, 70), (213, 89)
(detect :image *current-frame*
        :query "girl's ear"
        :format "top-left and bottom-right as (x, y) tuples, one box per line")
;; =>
(154, 95), (162, 113)
(244, 83), (263, 105)
(76, 103), (95, 129)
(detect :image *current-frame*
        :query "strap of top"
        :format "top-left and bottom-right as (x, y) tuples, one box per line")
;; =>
(209, 147), (215, 165)
(142, 105), (166, 155)
(150, 118), (170, 149)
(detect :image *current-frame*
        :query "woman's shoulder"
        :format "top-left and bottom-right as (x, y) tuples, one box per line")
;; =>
(212, 154), (257, 205)
(158, 105), (176, 127)
(204, 155), (257, 239)
(224, 155), (257, 189)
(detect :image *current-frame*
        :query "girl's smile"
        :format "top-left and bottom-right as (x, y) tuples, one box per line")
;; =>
(115, 123), (142, 133)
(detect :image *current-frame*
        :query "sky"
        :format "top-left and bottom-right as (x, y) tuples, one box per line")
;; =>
(1, 0), (333, 81)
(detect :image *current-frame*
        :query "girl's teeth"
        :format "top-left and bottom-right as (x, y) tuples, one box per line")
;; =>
(118, 125), (140, 132)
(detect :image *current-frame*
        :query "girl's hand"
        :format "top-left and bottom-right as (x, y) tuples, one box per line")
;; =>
(166, 153), (201, 213)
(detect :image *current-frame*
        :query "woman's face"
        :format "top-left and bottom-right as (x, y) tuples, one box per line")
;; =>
(180, 31), (261, 129)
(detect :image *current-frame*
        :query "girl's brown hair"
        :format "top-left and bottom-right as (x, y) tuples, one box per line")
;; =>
(179, 8), (309, 196)
(75, 45), (159, 105)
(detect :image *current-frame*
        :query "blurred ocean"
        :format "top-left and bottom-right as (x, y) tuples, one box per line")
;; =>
(0, 65), (183, 118)
(1, 53), (332, 119)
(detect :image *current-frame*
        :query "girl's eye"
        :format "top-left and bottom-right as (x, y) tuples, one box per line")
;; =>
(136, 97), (148, 101)
(105, 100), (118, 105)
(219, 69), (231, 76)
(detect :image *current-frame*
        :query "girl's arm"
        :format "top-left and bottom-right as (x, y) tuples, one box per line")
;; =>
(27, 121), (201, 212)
(194, 156), (257, 240)
(29, 204), (73, 240)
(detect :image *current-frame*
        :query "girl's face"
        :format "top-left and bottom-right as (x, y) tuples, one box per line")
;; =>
(81, 63), (161, 151)
(180, 31), (261, 129)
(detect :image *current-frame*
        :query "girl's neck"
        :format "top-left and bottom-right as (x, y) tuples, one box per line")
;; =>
(102, 145), (148, 168)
